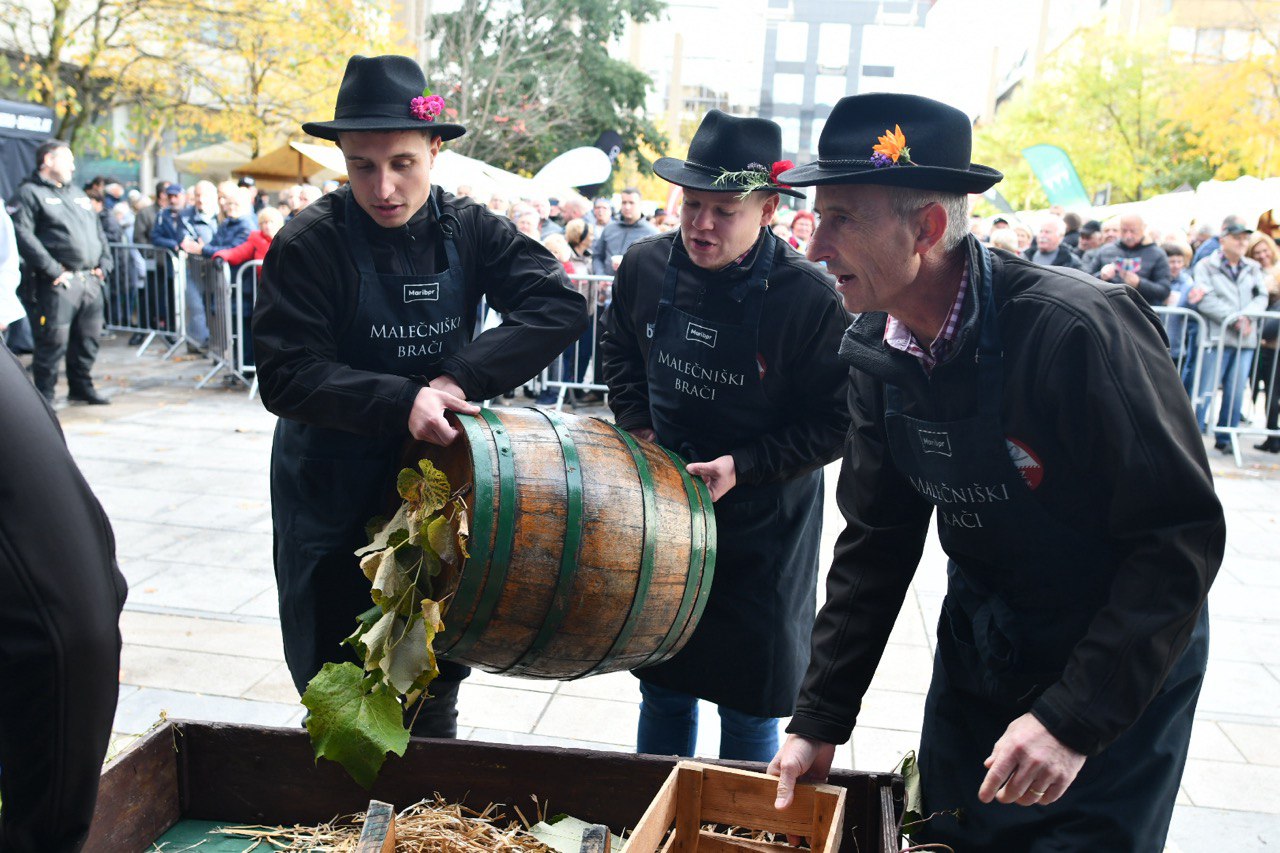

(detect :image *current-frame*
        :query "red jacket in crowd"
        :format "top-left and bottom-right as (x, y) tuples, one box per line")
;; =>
(213, 230), (272, 265)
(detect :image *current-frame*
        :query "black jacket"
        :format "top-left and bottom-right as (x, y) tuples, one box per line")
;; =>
(11, 172), (112, 280)
(1022, 243), (1082, 271)
(1085, 240), (1172, 306)
(788, 240), (1224, 756)
(600, 230), (851, 485)
(253, 185), (588, 436)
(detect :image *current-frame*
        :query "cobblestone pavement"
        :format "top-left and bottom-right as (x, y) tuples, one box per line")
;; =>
(29, 336), (1280, 850)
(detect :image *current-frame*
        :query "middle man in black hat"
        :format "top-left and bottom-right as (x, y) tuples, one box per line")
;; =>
(600, 110), (851, 761)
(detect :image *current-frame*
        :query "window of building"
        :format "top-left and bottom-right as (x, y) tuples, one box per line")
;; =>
(775, 21), (809, 63)
(773, 73), (807, 106)
(778, 116), (801, 156)
(817, 23), (851, 70)
(814, 74), (848, 107)
(1223, 28), (1252, 61)
(1195, 27), (1225, 59)
(1168, 27), (1196, 54)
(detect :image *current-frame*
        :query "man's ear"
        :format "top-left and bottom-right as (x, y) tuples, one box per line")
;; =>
(916, 202), (949, 254)
(759, 192), (780, 226)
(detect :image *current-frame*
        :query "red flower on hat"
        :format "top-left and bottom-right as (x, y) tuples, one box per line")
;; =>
(770, 160), (795, 188)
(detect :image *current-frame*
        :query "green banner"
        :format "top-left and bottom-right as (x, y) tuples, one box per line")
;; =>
(1022, 144), (1091, 207)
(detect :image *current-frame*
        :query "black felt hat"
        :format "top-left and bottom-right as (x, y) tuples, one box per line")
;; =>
(779, 93), (1001, 194)
(653, 110), (804, 198)
(302, 54), (466, 143)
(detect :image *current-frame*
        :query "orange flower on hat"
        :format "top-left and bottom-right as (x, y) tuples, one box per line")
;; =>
(872, 124), (912, 165)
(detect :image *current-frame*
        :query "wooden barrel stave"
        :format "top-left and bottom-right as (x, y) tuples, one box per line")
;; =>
(419, 408), (714, 679)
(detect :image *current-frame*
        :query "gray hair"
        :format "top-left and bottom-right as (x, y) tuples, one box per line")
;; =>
(887, 188), (969, 252)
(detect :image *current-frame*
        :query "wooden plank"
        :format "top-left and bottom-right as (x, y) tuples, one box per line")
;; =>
(692, 764), (843, 839)
(671, 764), (704, 851)
(356, 800), (396, 853)
(621, 759), (680, 852)
(879, 783), (899, 853)
(813, 786), (845, 853)
(695, 831), (788, 852)
(84, 722), (182, 852)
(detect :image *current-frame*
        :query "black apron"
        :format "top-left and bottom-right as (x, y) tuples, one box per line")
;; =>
(884, 245), (1207, 851)
(634, 232), (824, 718)
(271, 193), (471, 698)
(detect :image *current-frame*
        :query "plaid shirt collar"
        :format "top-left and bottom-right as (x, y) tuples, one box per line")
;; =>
(884, 257), (970, 373)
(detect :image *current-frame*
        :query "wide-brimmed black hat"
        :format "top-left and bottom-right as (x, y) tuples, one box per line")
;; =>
(779, 93), (1001, 194)
(302, 54), (466, 143)
(653, 110), (804, 198)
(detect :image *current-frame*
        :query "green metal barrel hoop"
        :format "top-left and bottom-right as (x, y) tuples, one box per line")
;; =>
(446, 407), (517, 658)
(577, 422), (659, 678)
(632, 445), (711, 670)
(497, 407), (585, 675)
(684, 466), (717, 632)
(439, 412), (494, 654)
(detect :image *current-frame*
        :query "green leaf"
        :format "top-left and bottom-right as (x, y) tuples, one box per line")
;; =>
(397, 460), (450, 516)
(350, 609), (400, 668)
(383, 611), (429, 695)
(427, 514), (455, 563)
(371, 545), (417, 613)
(356, 503), (411, 558)
(896, 750), (924, 836)
(301, 662), (410, 789)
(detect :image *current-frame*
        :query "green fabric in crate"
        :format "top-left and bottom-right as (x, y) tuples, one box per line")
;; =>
(151, 819), (262, 851)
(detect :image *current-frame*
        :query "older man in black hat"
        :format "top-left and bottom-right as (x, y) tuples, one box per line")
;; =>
(600, 110), (850, 762)
(253, 54), (587, 735)
(766, 94), (1224, 851)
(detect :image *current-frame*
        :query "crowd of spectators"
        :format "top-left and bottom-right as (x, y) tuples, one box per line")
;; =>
(968, 205), (1280, 454)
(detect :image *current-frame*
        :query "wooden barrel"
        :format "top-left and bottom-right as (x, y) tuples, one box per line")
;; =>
(413, 407), (716, 679)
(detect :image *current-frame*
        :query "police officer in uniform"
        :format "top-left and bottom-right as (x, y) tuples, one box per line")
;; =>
(769, 94), (1224, 852)
(600, 111), (850, 762)
(254, 55), (587, 735)
(12, 139), (113, 404)
(0, 342), (127, 851)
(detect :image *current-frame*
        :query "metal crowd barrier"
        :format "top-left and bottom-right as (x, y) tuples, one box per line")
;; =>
(184, 254), (258, 391)
(534, 273), (612, 410)
(1153, 306), (1208, 406)
(1191, 309), (1280, 466)
(104, 242), (186, 357)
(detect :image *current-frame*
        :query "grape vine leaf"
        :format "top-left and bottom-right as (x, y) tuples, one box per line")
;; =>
(356, 502), (411, 558)
(301, 662), (410, 789)
(896, 750), (923, 835)
(398, 459), (450, 516)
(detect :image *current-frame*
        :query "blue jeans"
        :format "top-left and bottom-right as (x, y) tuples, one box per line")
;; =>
(1195, 346), (1255, 443)
(637, 680), (779, 763)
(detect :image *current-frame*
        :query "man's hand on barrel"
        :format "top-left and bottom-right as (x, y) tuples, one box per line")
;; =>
(630, 427), (657, 443)
(686, 455), (736, 502)
(409, 375), (480, 445)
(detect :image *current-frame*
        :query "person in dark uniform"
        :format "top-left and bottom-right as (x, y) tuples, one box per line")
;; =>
(11, 139), (113, 404)
(768, 94), (1224, 852)
(253, 54), (587, 736)
(600, 111), (850, 762)
(0, 342), (127, 852)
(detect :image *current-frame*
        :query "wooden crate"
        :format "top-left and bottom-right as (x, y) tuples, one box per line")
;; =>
(623, 761), (845, 853)
(86, 720), (902, 852)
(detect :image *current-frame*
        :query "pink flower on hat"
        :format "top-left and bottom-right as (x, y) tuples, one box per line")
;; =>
(409, 88), (447, 122)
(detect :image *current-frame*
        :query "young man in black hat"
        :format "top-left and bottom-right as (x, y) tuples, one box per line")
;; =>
(599, 110), (850, 762)
(767, 93), (1223, 851)
(253, 54), (588, 735)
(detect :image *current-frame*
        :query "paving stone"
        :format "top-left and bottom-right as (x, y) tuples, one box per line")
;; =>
(1208, 617), (1280, 665)
(1187, 720), (1245, 762)
(554, 670), (641, 701)
(533, 694), (638, 746)
(120, 610), (284, 661)
(120, 645), (278, 698)
(234, 588), (283, 620)
(1220, 722), (1280, 766)
(242, 663), (302, 706)
(1180, 759), (1280, 813)
(1166, 804), (1280, 852)
(113, 686), (300, 735)
(1197, 660), (1280, 720)
(466, 727), (632, 752)
(1222, 556), (1280, 588)
(846, 689), (925, 735)
(123, 562), (273, 614)
(467, 668), (559, 694)
(851, 726), (920, 774)
(456, 683), (552, 733)
(868, 643), (935, 695)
